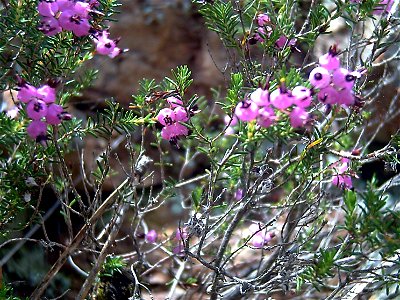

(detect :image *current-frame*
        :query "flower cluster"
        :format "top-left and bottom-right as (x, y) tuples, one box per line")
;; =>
(309, 46), (362, 106)
(251, 13), (296, 49)
(38, 0), (98, 37)
(249, 224), (275, 248)
(156, 97), (190, 144)
(232, 80), (312, 132)
(38, 0), (123, 58)
(16, 78), (71, 144)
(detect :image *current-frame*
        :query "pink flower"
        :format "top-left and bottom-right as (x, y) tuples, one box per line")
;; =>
(38, 17), (62, 36)
(145, 229), (157, 243)
(332, 68), (360, 90)
(275, 35), (296, 49)
(161, 123), (189, 140)
(173, 106), (189, 122)
(250, 88), (269, 106)
(166, 96), (184, 108)
(249, 224), (274, 248)
(309, 67), (331, 89)
(332, 158), (353, 189)
(337, 88), (355, 106)
(37, 85), (56, 104)
(157, 108), (175, 126)
(26, 99), (48, 120)
(46, 104), (64, 125)
(257, 13), (270, 26)
(292, 86), (312, 108)
(59, 8), (90, 37)
(38, 1), (59, 17)
(224, 115), (238, 127)
(290, 107), (309, 128)
(27, 120), (47, 140)
(94, 30), (122, 58)
(234, 100), (259, 121)
(173, 244), (184, 255)
(269, 87), (293, 110)
(317, 86), (340, 105)
(319, 46), (340, 70)
(17, 83), (56, 104)
(257, 106), (275, 128)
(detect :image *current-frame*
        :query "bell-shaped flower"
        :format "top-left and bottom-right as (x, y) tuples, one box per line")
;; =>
(290, 107), (309, 128)
(257, 106), (275, 128)
(166, 96), (184, 108)
(145, 229), (157, 243)
(27, 120), (47, 140)
(332, 68), (360, 90)
(292, 86), (312, 108)
(269, 87), (293, 110)
(173, 106), (189, 122)
(317, 86), (339, 105)
(156, 108), (175, 126)
(309, 67), (331, 89)
(235, 100), (259, 121)
(94, 30), (122, 58)
(250, 88), (269, 106)
(26, 99), (48, 120)
(319, 46), (340, 70)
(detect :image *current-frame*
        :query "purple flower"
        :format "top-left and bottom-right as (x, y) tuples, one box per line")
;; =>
(38, 1), (59, 17)
(27, 120), (47, 140)
(224, 114), (238, 127)
(59, 8), (90, 37)
(249, 224), (275, 248)
(94, 30), (122, 58)
(145, 229), (157, 243)
(234, 100), (259, 121)
(166, 96), (184, 108)
(309, 66), (331, 89)
(26, 99), (48, 120)
(234, 188), (243, 200)
(17, 83), (56, 104)
(175, 227), (188, 241)
(337, 88), (355, 106)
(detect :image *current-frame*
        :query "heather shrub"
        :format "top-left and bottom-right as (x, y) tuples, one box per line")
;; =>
(0, 0), (399, 299)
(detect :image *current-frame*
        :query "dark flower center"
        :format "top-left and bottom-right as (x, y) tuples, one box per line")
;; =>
(241, 101), (251, 109)
(163, 116), (173, 125)
(34, 102), (43, 112)
(314, 73), (323, 80)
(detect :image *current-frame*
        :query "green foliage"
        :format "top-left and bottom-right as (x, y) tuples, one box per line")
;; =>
(100, 255), (127, 278)
(198, 1), (240, 48)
